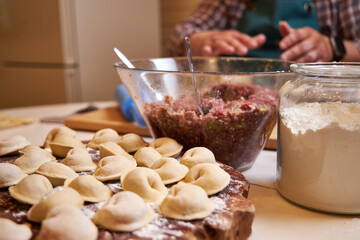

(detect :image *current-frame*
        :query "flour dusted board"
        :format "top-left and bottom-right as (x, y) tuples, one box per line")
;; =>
(64, 106), (277, 150)
(0, 151), (255, 240)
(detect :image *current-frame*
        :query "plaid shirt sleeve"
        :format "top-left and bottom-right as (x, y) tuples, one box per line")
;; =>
(316, 0), (360, 53)
(168, 0), (248, 56)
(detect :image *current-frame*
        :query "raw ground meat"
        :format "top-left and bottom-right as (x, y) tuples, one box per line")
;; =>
(145, 83), (278, 171)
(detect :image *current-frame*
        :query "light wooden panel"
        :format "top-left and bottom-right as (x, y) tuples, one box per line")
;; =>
(161, 0), (201, 56)
(0, 67), (67, 109)
(74, 0), (162, 102)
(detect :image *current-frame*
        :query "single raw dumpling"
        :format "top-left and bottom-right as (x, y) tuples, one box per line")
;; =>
(61, 147), (97, 172)
(93, 155), (137, 182)
(65, 175), (112, 202)
(13, 148), (55, 174)
(87, 128), (119, 149)
(99, 142), (134, 160)
(0, 217), (32, 240)
(20, 145), (56, 160)
(182, 163), (230, 195)
(43, 126), (76, 149)
(49, 134), (86, 158)
(149, 137), (183, 158)
(117, 133), (148, 153)
(19, 145), (44, 155)
(159, 182), (214, 220)
(27, 186), (84, 223)
(9, 174), (53, 205)
(0, 135), (30, 156)
(121, 167), (167, 202)
(151, 157), (189, 185)
(0, 163), (27, 188)
(36, 161), (78, 186)
(93, 191), (153, 232)
(133, 147), (162, 168)
(180, 147), (216, 169)
(37, 205), (98, 240)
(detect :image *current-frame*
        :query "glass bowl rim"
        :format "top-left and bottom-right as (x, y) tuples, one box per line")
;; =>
(114, 56), (294, 75)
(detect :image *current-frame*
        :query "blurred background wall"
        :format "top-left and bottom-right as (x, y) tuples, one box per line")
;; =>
(0, 0), (200, 109)
(161, 0), (200, 57)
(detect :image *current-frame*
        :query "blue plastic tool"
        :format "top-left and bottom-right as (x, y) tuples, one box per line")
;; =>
(114, 84), (146, 128)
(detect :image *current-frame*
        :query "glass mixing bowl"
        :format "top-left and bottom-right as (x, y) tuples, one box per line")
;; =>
(115, 57), (293, 171)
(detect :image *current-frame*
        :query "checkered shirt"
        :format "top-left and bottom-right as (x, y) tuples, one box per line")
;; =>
(168, 0), (360, 57)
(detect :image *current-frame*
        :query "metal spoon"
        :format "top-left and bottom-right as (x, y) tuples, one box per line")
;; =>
(185, 36), (204, 116)
(113, 47), (135, 68)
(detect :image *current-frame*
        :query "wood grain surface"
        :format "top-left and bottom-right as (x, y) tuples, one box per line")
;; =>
(64, 106), (151, 137)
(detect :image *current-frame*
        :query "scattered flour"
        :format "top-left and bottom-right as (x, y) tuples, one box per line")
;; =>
(12, 210), (27, 218)
(81, 201), (106, 219)
(133, 212), (183, 240)
(106, 182), (122, 193)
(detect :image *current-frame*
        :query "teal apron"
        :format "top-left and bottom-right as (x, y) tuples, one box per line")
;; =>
(237, 0), (320, 59)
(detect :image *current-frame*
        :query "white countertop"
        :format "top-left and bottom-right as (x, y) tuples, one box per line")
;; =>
(1, 102), (359, 240)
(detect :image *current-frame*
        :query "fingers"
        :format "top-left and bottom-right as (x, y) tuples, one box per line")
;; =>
(225, 31), (267, 55)
(222, 35), (249, 55)
(280, 37), (315, 61)
(290, 48), (321, 63)
(192, 30), (266, 56)
(280, 30), (332, 62)
(279, 27), (312, 50)
(252, 34), (267, 47)
(279, 21), (293, 37)
(202, 38), (246, 56)
(232, 32), (263, 49)
(202, 45), (214, 56)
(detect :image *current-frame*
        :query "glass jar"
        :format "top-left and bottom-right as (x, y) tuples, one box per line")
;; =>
(276, 63), (360, 214)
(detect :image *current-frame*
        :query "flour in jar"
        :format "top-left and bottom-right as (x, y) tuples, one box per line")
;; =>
(277, 101), (360, 214)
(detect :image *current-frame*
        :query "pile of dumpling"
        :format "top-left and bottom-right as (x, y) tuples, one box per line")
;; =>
(0, 126), (231, 240)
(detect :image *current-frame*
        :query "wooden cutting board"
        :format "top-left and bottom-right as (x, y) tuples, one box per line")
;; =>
(64, 106), (277, 150)
(266, 128), (277, 150)
(64, 106), (151, 137)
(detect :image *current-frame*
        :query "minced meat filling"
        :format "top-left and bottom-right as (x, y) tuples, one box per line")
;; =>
(144, 84), (278, 170)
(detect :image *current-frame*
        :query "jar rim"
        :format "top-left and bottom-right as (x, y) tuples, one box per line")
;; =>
(290, 62), (360, 78)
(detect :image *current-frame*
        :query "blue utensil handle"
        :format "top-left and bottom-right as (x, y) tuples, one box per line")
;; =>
(115, 85), (146, 128)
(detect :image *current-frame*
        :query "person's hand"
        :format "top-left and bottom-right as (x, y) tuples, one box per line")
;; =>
(188, 30), (266, 56)
(279, 21), (333, 62)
